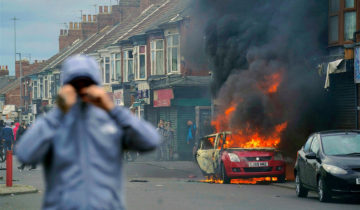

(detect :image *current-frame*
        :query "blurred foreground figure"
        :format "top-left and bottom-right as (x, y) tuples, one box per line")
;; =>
(16, 55), (160, 210)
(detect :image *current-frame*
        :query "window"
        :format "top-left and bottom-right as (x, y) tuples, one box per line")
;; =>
(344, 11), (356, 40)
(112, 53), (121, 82)
(134, 45), (147, 80)
(304, 135), (314, 152)
(123, 50), (134, 82)
(45, 77), (48, 98)
(329, 0), (358, 45)
(151, 39), (165, 75)
(33, 80), (38, 99)
(166, 34), (180, 73)
(104, 57), (110, 83)
(39, 77), (43, 98)
(200, 137), (214, 150)
(310, 136), (320, 154)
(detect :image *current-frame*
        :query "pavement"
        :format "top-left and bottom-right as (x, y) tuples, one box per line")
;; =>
(0, 159), (39, 196)
(0, 184), (38, 196)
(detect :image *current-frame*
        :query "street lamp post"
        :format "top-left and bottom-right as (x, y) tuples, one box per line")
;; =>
(16, 52), (22, 122)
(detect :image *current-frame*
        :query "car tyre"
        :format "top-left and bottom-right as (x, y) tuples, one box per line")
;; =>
(318, 177), (332, 202)
(220, 163), (231, 184)
(295, 173), (308, 197)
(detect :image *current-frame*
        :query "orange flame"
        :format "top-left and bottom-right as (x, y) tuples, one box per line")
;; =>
(211, 71), (287, 149)
(201, 177), (278, 184)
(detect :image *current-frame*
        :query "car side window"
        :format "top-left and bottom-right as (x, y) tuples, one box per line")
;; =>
(310, 136), (320, 154)
(216, 134), (224, 149)
(303, 135), (313, 152)
(201, 137), (215, 150)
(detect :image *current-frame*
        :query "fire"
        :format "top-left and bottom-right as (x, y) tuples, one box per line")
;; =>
(265, 73), (282, 94)
(201, 177), (278, 184)
(211, 71), (287, 149)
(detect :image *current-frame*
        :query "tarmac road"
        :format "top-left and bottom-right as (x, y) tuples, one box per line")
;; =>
(0, 159), (359, 210)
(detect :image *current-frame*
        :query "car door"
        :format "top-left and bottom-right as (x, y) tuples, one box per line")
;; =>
(298, 135), (313, 185)
(213, 133), (225, 172)
(196, 135), (217, 174)
(305, 135), (321, 188)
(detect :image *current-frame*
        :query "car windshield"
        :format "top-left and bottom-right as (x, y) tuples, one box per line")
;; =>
(321, 133), (360, 155)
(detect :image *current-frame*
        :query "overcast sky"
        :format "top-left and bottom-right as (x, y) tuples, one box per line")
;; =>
(0, 0), (115, 75)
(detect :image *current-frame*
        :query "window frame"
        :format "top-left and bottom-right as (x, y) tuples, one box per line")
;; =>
(134, 45), (147, 80)
(103, 56), (111, 84)
(151, 39), (165, 75)
(123, 49), (134, 82)
(329, 0), (359, 46)
(166, 34), (181, 74)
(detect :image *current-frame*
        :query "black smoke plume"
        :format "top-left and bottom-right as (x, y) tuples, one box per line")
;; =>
(190, 0), (333, 156)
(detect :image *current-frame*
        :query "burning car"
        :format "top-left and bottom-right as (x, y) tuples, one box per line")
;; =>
(196, 131), (286, 184)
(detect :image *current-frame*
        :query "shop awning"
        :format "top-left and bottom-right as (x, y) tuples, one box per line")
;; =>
(324, 59), (346, 89)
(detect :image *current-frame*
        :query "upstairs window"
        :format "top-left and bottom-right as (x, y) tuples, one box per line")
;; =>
(112, 53), (122, 82)
(124, 50), (134, 82)
(166, 34), (180, 74)
(103, 57), (110, 84)
(33, 80), (38, 99)
(329, 0), (358, 45)
(151, 39), (165, 75)
(134, 45), (147, 80)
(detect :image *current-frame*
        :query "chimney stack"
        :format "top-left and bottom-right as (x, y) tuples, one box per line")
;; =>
(104, 6), (108, 13)
(79, 23), (82, 29)
(82, 15), (86, 22)
(99, 6), (103, 13)
(6, 65), (8, 70)
(74, 22), (78, 29)
(93, 15), (97, 22)
(69, 22), (74, 29)
(60, 29), (64, 35)
(88, 15), (92, 22)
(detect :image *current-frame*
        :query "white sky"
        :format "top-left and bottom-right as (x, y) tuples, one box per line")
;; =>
(0, 0), (116, 75)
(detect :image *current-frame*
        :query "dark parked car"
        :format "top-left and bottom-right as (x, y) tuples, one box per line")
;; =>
(294, 130), (360, 202)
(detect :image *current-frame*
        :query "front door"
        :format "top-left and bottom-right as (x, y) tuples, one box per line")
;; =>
(196, 135), (217, 174)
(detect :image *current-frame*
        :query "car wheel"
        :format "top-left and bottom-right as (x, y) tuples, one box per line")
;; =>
(318, 177), (332, 202)
(295, 173), (308, 197)
(220, 163), (231, 184)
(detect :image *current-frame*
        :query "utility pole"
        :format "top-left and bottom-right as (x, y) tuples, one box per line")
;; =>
(11, 17), (19, 76)
(16, 52), (22, 122)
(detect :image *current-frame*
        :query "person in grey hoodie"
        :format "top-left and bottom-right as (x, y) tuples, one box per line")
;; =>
(16, 55), (160, 210)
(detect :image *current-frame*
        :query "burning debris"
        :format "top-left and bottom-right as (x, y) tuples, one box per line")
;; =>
(190, 0), (332, 155)
(201, 176), (278, 184)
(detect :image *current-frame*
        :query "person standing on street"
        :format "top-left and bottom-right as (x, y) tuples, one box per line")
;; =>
(156, 120), (166, 160)
(16, 122), (35, 171)
(164, 121), (175, 160)
(2, 122), (14, 151)
(186, 120), (197, 159)
(13, 122), (20, 142)
(15, 55), (160, 210)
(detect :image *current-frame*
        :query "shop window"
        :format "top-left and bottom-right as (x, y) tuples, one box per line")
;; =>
(151, 39), (165, 75)
(166, 34), (180, 74)
(124, 50), (134, 82)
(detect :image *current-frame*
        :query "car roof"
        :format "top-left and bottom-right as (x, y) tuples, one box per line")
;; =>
(203, 131), (232, 138)
(317, 130), (360, 135)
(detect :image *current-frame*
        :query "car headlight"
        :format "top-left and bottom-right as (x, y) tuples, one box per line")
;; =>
(228, 153), (240, 162)
(322, 164), (347, 175)
(274, 153), (283, 161)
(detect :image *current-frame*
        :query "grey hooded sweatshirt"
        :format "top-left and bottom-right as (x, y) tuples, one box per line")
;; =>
(16, 55), (160, 210)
